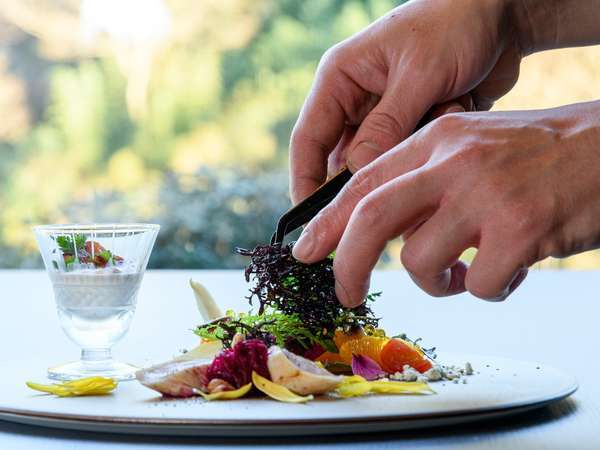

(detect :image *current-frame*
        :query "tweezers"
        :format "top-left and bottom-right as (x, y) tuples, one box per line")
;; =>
(271, 168), (352, 245)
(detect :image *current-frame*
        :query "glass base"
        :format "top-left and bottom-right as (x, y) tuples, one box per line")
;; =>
(48, 359), (138, 381)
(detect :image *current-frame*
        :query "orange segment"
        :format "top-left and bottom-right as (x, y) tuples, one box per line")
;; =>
(338, 336), (390, 366)
(380, 338), (433, 374)
(333, 328), (366, 350)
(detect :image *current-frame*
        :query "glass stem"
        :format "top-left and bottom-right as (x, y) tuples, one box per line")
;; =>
(81, 348), (112, 369)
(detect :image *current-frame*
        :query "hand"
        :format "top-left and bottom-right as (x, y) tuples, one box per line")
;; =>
(292, 101), (600, 306)
(290, 0), (525, 204)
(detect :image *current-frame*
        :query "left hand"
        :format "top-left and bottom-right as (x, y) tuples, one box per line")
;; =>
(292, 101), (600, 306)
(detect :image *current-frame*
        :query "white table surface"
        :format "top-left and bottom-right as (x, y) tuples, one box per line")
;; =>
(0, 269), (598, 449)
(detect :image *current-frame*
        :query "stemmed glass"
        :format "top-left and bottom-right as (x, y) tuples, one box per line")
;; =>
(34, 224), (159, 381)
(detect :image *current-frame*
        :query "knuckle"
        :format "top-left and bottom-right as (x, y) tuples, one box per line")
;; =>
(363, 109), (405, 140)
(400, 244), (427, 279)
(451, 140), (484, 169)
(289, 126), (327, 156)
(289, 125), (303, 150)
(431, 113), (467, 134)
(318, 43), (347, 74)
(343, 166), (378, 201)
(401, 247), (449, 298)
(354, 194), (386, 229)
(310, 208), (338, 237)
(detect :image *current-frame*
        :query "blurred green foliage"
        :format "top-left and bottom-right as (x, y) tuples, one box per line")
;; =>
(0, 0), (404, 268)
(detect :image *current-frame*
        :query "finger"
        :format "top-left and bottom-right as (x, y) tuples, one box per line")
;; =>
(290, 50), (378, 204)
(465, 237), (529, 301)
(292, 132), (431, 263)
(327, 126), (357, 178)
(427, 93), (475, 120)
(399, 95), (474, 243)
(400, 206), (477, 297)
(333, 171), (441, 307)
(470, 46), (521, 111)
(346, 77), (436, 171)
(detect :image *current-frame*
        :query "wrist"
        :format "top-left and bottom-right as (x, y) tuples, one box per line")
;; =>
(509, 0), (600, 55)
(506, 0), (559, 56)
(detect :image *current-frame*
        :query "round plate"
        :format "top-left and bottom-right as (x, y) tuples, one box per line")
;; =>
(0, 353), (577, 436)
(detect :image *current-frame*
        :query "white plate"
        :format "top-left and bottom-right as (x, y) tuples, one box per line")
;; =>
(0, 353), (577, 436)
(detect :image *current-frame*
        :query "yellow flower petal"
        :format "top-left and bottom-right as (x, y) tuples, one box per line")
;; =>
(369, 380), (435, 395)
(252, 371), (313, 403)
(339, 375), (367, 385)
(336, 382), (373, 398)
(197, 382), (252, 401)
(336, 376), (434, 398)
(26, 377), (118, 397)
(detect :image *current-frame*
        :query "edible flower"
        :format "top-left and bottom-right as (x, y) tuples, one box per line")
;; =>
(252, 371), (313, 403)
(195, 383), (252, 401)
(26, 377), (118, 397)
(351, 354), (386, 380)
(336, 375), (434, 398)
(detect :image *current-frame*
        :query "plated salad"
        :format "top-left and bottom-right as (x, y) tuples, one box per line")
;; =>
(135, 243), (473, 402)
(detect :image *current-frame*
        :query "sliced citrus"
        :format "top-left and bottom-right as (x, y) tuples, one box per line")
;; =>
(333, 328), (366, 350)
(338, 336), (389, 366)
(380, 338), (433, 374)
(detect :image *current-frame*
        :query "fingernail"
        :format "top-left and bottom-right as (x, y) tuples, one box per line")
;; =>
(444, 105), (465, 114)
(489, 268), (528, 302)
(292, 229), (315, 261)
(508, 268), (528, 294)
(348, 141), (381, 171)
(335, 279), (355, 307)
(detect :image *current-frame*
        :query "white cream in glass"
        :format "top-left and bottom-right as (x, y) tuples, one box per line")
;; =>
(34, 223), (159, 381)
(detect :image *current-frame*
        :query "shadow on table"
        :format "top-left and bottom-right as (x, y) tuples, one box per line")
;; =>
(0, 398), (578, 447)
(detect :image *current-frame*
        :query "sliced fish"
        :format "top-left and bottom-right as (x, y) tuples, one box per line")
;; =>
(136, 359), (210, 397)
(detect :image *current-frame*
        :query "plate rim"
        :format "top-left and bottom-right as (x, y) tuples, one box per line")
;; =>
(0, 381), (577, 428)
(0, 353), (578, 434)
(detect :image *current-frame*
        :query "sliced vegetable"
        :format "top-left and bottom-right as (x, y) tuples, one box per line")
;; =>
(252, 371), (313, 403)
(351, 354), (385, 380)
(195, 382), (252, 401)
(190, 279), (223, 321)
(26, 377), (117, 397)
(380, 338), (433, 374)
(338, 336), (389, 366)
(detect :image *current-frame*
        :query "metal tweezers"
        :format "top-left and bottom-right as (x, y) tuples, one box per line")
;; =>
(271, 168), (352, 245)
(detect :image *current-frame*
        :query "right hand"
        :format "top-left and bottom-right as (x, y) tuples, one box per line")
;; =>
(290, 0), (525, 204)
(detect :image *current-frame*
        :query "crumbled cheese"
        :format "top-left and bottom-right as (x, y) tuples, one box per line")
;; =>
(423, 366), (442, 381)
(389, 361), (474, 384)
(402, 365), (420, 382)
(390, 371), (404, 381)
(443, 369), (460, 380)
(465, 362), (474, 375)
